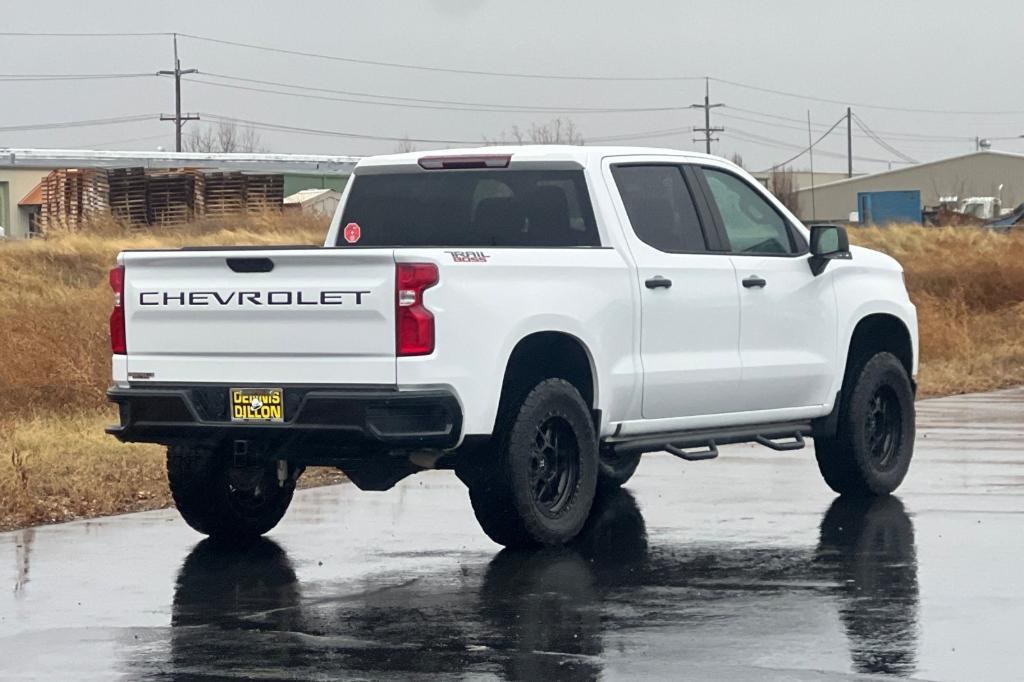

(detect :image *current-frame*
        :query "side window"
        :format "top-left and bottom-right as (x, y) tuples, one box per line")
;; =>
(701, 168), (796, 255)
(611, 165), (707, 253)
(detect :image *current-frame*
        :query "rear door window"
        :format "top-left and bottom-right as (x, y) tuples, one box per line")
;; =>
(337, 170), (599, 247)
(610, 164), (709, 253)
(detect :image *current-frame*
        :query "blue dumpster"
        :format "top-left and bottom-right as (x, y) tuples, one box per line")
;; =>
(857, 191), (921, 225)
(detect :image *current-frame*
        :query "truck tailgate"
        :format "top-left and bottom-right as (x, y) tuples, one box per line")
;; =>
(120, 248), (396, 385)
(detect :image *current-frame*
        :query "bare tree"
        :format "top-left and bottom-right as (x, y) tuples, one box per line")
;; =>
(183, 121), (265, 153)
(729, 152), (745, 169)
(394, 136), (417, 153)
(486, 117), (584, 145)
(769, 166), (799, 214)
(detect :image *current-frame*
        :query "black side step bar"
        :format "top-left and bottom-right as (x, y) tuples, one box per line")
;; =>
(666, 441), (719, 461)
(610, 420), (812, 458)
(755, 432), (806, 451)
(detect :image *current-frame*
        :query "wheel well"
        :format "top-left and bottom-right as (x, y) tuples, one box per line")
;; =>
(498, 332), (595, 410)
(814, 313), (914, 440)
(846, 314), (914, 382)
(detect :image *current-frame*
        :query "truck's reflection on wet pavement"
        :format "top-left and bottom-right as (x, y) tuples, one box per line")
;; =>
(166, 490), (918, 680)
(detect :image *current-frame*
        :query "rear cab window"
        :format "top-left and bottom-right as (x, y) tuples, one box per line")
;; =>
(337, 169), (600, 247)
(610, 164), (710, 253)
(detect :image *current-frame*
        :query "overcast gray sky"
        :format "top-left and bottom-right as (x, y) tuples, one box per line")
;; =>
(2, 0), (1023, 171)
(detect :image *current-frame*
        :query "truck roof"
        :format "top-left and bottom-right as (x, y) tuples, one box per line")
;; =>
(355, 145), (723, 171)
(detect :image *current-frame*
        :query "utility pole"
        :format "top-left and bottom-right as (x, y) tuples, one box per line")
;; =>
(846, 107), (853, 178)
(690, 77), (724, 154)
(159, 33), (199, 152)
(807, 110), (817, 221)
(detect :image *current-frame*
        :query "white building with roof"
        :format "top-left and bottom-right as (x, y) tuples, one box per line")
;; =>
(283, 188), (342, 216)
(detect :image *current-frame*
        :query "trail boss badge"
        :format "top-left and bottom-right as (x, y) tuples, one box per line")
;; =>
(446, 250), (489, 263)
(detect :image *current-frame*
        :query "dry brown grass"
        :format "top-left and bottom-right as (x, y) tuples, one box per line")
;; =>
(0, 413), (168, 529)
(0, 218), (1021, 529)
(849, 224), (1024, 396)
(0, 212), (328, 417)
(0, 212), (331, 530)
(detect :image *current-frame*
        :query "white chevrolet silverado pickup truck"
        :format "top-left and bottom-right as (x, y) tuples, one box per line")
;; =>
(106, 146), (918, 548)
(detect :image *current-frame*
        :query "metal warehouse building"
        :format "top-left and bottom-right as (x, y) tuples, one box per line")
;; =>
(793, 150), (1024, 223)
(0, 149), (358, 239)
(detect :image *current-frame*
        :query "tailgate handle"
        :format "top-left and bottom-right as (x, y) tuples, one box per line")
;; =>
(227, 257), (274, 273)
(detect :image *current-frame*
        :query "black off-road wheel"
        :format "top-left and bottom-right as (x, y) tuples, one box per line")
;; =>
(597, 448), (641, 490)
(167, 444), (296, 543)
(815, 352), (915, 496)
(467, 378), (598, 548)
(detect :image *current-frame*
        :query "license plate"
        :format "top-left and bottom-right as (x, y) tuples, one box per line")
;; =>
(230, 388), (284, 423)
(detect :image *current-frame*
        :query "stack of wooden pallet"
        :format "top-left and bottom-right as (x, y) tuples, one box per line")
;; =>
(106, 168), (148, 225)
(199, 172), (247, 216)
(81, 170), (109, 223)
(39, 169), (108, 230)
(244, 174), (284, 212)
(189, 169), (206, 216)
(147, 171), (195, 225)
(38, 168), (284, 229)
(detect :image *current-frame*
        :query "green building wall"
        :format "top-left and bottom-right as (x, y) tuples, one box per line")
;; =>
(282, 173), (349, 198)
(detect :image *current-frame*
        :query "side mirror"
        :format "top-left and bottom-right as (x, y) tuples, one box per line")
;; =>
(808, 224), (851, 276)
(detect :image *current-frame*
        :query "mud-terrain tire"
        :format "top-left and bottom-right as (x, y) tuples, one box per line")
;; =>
(815, 352), (915, 496)
(597, 449), (641, 490)
(468, 378), (598, 548)
(167, 444), (295, 543)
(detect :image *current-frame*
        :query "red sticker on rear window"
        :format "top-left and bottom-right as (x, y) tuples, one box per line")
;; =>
(343, 222), (361, 244)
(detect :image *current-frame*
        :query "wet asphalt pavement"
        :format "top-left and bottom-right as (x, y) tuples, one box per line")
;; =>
(2, 389), (1023, 681)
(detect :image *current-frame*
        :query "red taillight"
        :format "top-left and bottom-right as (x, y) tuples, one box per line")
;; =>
(109, 265), (126, 355)
(396, 263), (438, 356)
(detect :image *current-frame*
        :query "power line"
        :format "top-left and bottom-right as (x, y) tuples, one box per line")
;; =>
(720, 107), (973, 143)
(726, 126), (894, 164)
(204, 113), (699, 146)
(727, 105), (959, 139)
(204, 109), (906, 157)
(846, 107), (853, 178)
(201, 113), (482, 145)
(0, 72), (156, 81)
(711, 77), (1024, 115)
(0, 114), (157, 133)
(184, 73), (687, 114)
(177, 33), (706, 82)
(6, 29), (1024, 116)
(852, 113), (918, 164)
(0, 31), (171, 37)
(769, 115), (847, 169)
(589, 126), (692, 142)
(80, 133), (169, 148)
(212, 72), (981, 149)
(3, 30), (1020, 158)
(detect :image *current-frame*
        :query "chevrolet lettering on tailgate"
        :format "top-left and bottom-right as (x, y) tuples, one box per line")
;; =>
(138, 290), (368, 306)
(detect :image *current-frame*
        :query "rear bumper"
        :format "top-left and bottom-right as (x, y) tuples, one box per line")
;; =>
(106, 384), (463, 452)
